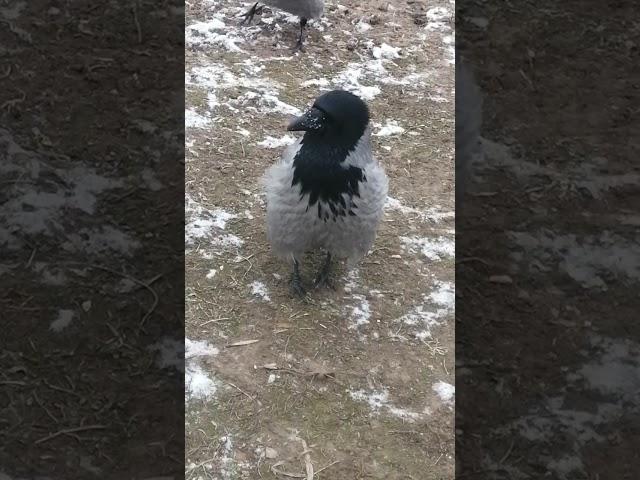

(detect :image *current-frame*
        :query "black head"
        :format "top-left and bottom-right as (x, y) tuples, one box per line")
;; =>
(288, 90), (370, 150)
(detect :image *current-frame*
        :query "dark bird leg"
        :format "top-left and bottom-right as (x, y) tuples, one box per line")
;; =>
(313, 252), (335, 290)
(240, 2), (263, 26)
(292, 17), (308, 52)
(290, 258), (306, 297)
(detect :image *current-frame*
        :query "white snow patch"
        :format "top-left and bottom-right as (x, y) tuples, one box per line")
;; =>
(425, 7), (450, 31)
(50, 309), (74, 332)
(149, 338), (184, 371)
(186, 338), (220, 359)
(350, 389), (421, 421)
(510, 230), (640, 289)
(63, 226), (140, 256)
(372, 43), (401, 60)
(185, 108), (211, 129)
(142, 168), (163, 191)
(481, 139), (640, 197)
(186, 364), (218, 400)
(250, 281), (271, 302)
(385, 197), (455, 223)
(301, 78), (330, 88)
(1, 1), (26, 20)
(185, 337), (219, 401)
(373, 120), (405, 137)
(429, 281), (455, 309)
(432, 381), (455, 404)
(258, 135), (296, 149)
(332, 64), (382, 100)
(356, 21), (372, 33)
(400, 236), (455, 260)
(348, 294), (371, 328)
(186, 19), (245, 52)
(185, 195), (241, 248)
(396, 281), (454, 338)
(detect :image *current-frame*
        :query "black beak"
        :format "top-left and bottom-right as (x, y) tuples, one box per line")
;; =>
(287, 107), (326, 132)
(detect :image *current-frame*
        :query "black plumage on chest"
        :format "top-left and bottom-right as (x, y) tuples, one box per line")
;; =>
(291, 143), (366, 221)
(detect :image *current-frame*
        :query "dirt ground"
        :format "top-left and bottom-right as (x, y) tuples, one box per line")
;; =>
(0, 1), (184, 479)
(185, 0), (455, 478)
(457, 1), (640, 478)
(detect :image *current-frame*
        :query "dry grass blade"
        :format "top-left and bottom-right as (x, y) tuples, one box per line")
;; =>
(226, 339), (260, 347)
(314, 460), (340, 476)
(35, 424), (107, 444)
(270, 461), (305, 478)
(300, 438), (314, 480)
(88, 263), (161, 328)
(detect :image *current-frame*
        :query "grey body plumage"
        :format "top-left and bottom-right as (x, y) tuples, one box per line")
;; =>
(263, 90), (388, 295)
(241, 0), (324, 50)
(456, 61), (483, 204)
(263, 0), (324, 20)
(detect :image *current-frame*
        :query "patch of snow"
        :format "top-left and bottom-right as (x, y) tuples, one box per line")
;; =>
(186, 19), (245, 52)
(373, 120), (405, 137)
(185, 337), (219, 402)
(250, 281), (271, 302)
(50, 309), (74, 332)
(385, 197), (455, 223)
(356, 21), (372, 33)
(396, 281), (454, 339)
(185, 108), (211, 129)
(257, 135), (296, 149)
(429, 281), (455, 309)
(350, 389), (421, 421)
(510, 230), (640, 289)
(186, 364), (218, 400)
(0, 1), (26, 20)
(432, 381), (455, 404)
(141, 168), (163, 191)
(149, 338), (185, 371)
(63, 226), (140, 256)
(425, 7), (450, 31)
(400, 236), (455, 260)
(372, 43), (401, 60)
(185, 195), (241, 248)
(301, 78), (330, 88)
(186, 338), (220, 359)
(348, 294), (371, 328)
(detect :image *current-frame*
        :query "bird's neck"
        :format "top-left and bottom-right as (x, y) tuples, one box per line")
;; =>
(291, 141), (365, 208)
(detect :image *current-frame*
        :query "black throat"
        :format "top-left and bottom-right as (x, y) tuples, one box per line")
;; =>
(291, 136), (366, 219)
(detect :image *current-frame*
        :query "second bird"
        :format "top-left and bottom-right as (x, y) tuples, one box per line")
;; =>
(263, 90), (388, 296)
(241, 0), (324, 51)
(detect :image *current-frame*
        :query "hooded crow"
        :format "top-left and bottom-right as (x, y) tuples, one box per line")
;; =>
(263, 90), (388, 296)
(241, 0), (324, 51)
(456, 61), (483, 204)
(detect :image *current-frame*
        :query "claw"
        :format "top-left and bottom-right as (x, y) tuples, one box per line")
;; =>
(313, 252), (334, 290)
(290, 258), (307, 298)
(240, 2), (262, 26)
(292, 17), (308, 52)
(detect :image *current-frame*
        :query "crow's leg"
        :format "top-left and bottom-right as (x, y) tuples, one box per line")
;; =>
(240, 2), (263, 26)
(313, 252), (335, 290)
(290, 258), (306, 297)
(292, 17), (308, 52)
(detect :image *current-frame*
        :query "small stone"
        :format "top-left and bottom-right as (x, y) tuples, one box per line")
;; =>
(82, 300), (92, 312)
(264, 447), (278, 459)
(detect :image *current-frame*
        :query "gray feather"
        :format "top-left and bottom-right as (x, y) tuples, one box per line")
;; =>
(262, 0), (324, 19)
(263, 127), (388, 267)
